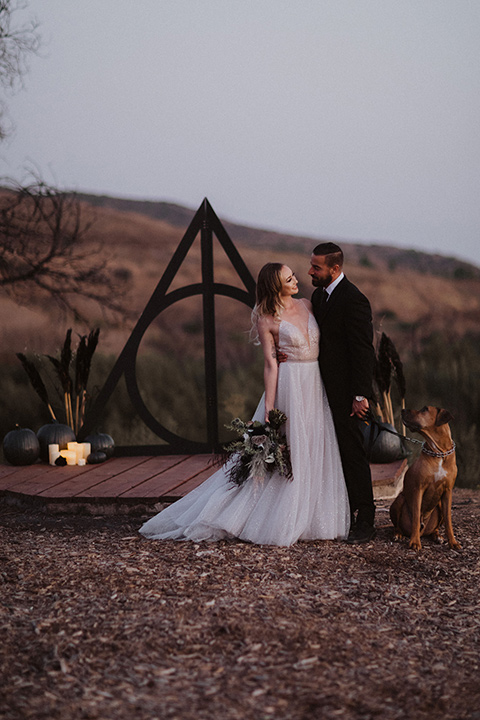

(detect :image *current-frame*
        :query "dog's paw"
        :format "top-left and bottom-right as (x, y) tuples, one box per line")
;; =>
(449, 540), (462, 550)
(409, 538), (422, 551)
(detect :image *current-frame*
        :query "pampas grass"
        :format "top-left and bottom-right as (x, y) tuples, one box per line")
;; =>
(373, 332), (406, 429)
(74, 328), (100, 432)
(15, 353), (57, 422)
(17, 328), (100, 433)
(46, 328), (74, 428)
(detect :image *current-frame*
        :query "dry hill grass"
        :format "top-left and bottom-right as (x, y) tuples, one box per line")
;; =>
(1, 197), (480, 365)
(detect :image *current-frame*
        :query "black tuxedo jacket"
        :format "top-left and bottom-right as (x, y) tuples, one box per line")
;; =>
(312, 276), (374, 416)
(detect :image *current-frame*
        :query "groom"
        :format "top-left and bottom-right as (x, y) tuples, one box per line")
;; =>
(309, 242), (376, 544)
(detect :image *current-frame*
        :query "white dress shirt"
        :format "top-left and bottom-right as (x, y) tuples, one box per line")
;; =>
(325, 272), (344, 299)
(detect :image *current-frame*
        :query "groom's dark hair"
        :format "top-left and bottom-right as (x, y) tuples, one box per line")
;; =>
(312, 242), (344, 269)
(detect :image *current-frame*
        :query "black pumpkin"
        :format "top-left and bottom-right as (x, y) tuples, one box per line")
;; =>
(360, 420), (403, 463)
(84, 433), (115, 459)
(3, 427), (40, 466)
(87, 451), (108, 464)
(37, 423), (76, 462)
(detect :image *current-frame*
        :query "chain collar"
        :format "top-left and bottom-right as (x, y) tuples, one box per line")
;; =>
(421, 442), (456, 459)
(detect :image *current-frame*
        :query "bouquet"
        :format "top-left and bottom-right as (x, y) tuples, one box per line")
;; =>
(222, 408), (293, 487)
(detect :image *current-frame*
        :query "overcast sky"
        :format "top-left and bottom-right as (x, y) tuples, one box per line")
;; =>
(2, 0), (480, 266)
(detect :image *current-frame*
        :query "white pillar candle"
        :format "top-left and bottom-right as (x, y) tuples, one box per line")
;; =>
(48, 444), (60, 465)
(60, 450), (77, 466)
(78, 458), (86, 466)
(67, 442), (83, 464)
(49, 451), (61, 466)
(81, 442), (91, 460)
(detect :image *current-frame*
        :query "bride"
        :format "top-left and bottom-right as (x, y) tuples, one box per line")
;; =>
(139, 262), (350, 546)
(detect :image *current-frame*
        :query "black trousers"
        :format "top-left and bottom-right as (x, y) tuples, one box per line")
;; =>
(330, 410), (375, 527)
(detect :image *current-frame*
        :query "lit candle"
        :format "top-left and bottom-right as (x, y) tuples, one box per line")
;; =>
(67, 442), (83, 464)
(60, 450), (77, 466)
(49, 452), (61, 465)
(81, 442), (91, 460)
(48, 444), (60, 465)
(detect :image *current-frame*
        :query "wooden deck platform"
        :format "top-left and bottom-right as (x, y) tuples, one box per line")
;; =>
(0, 456), (407, 513)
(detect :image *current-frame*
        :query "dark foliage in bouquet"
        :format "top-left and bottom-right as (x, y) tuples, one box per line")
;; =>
(222, 408), (293, 487)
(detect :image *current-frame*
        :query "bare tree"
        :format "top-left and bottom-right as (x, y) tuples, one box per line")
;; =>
(0, 0), (40, 139)
(0, 178), (130, 320)
(0, 6), (128, 319)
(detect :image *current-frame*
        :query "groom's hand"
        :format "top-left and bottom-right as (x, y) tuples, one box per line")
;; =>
(276, 350), (288, 364)
(351, 397), (369, 419)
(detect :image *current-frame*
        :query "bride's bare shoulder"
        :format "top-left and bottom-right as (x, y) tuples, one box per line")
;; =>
(256, 313), (278, 336)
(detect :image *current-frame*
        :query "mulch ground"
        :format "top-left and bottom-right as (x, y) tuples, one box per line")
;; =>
(1, 489), (479, 720)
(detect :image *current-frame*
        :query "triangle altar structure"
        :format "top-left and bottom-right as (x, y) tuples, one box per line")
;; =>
(79, 198), (256, 455)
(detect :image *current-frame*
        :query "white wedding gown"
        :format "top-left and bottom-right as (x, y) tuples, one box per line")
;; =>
(139, 312), (350, 546)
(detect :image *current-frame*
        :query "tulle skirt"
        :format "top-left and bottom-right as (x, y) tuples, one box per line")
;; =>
(139, 360), (350, 546)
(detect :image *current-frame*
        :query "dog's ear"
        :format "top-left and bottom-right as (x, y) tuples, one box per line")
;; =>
(435, 408), (453, 426)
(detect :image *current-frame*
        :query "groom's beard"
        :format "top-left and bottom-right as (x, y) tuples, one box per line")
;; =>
(311, 270), (335, 288)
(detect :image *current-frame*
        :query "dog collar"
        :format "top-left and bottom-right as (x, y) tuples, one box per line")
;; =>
(421, 442), (456, 458)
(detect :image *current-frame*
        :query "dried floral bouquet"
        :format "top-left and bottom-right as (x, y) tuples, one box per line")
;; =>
(222, 408), (293, 487)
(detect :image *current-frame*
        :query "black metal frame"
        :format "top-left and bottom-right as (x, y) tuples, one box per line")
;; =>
(79, 198), (256, 454)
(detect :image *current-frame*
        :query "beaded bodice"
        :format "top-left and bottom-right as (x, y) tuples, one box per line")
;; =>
(278, 313), (319, 362)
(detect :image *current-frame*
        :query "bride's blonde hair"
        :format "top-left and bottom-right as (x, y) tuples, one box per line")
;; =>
(250, 262), (284, 343)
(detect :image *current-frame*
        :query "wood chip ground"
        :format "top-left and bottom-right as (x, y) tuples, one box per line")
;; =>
(1, 489), (479, 720)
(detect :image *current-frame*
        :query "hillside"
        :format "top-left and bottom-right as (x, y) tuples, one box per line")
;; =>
(75, 192), (480, 281)
(1, 192), (480, 365)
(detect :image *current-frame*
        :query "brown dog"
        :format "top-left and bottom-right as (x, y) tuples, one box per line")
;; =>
(390, 406), (460, 550)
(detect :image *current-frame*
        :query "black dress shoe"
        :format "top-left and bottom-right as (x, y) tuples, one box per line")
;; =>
(345, 520), (376, 545)
(346, 524), (357, 543)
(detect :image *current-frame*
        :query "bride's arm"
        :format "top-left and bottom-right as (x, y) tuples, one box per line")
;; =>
(257, 316), (279, 423)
